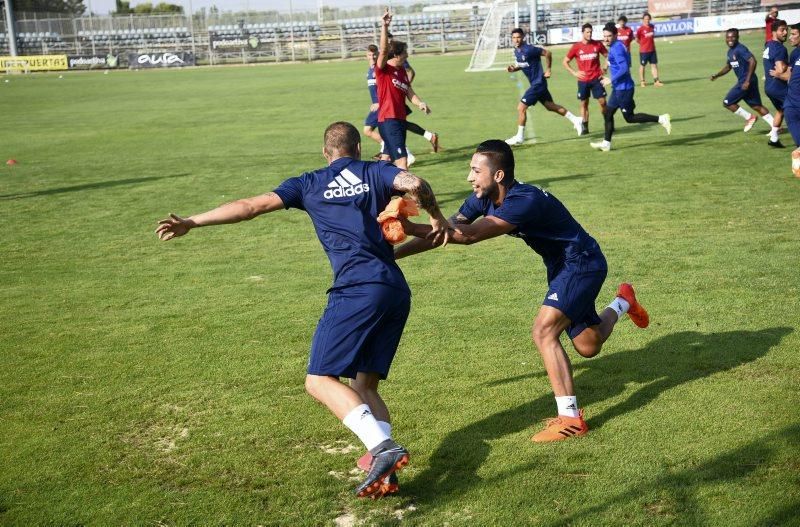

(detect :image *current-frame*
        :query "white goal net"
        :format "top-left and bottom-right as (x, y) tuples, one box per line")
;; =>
(465, 1), (519, 72)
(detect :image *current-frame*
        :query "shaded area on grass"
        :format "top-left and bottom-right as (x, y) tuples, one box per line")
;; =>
(405, 327), (792, 514)
(0, 173), (191, 200)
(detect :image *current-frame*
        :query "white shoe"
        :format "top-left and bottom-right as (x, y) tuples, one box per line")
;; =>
(590, 141), (611, 152)
(660, 114), (671, 135)
(406, 150), (416, 166)
(572, 119), (583, 136)
(505, 135), (524, 145)
(743, 115), (757, 132)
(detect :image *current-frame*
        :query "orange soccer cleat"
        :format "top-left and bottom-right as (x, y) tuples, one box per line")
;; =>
(616, 282), (650, 328)
(531, 410), (589, 443)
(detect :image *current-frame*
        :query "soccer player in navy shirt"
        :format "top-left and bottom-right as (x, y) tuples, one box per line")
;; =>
(155, 122), (451, 497)
(763, 20), (789, 148)
(710, 28), (775, 133)
(394, 140), (650, 442)
(590, 22), (671, 151)
(504, 28), (583, 145)
(364, 44), (383, 150)
(769, 22), (800, 176)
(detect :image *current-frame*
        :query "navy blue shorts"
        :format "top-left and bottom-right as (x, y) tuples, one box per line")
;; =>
(308, 283), (411, 379)
(724, 82), (763, 108)
(364, 110), (378, 128)
(577, 78), (606, 100)
(378, 119), (408, 161)
(542, 254), (608, 340)
(521, 85), (553, 106)
(640, 51), (658, 65)
(607, 88), (636, 113)
(783, 106), (800, 146)
(766, 90), (786, 112)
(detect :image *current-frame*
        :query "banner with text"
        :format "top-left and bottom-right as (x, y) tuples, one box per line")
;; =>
(693, 9), (800, 33)
(1, 54), (67, 71)
(648, 0), (694, 16)
(127, 52), (195, 69)
(68, 54), (119, 69)
(548, 19), (694, 45)
(211, 35), (266, 50)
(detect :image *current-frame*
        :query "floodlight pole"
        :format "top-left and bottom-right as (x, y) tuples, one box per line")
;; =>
(87, 0), (95, 55)
(188, 0), (196, 56)
(530, 0), (538, 33)
(4, 0), (19, 56)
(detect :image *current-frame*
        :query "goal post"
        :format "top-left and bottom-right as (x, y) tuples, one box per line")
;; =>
(465, 1), (519, 72)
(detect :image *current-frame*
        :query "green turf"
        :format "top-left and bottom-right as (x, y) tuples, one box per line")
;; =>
(1, 31), (799, 526)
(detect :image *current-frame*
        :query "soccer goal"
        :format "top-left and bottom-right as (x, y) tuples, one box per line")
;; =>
(465, 1), (519, 72)
(2, 58), (31, 75)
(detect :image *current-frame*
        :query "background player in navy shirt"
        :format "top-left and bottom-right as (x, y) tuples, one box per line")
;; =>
(763, 20), (789, 148)
(591, 22), (671, 152)
(505, 28), (583, 145)
(711, 28), (775, 133)
(769, 22), (800, 176)
(155, 122), (450, 497)
(363, 44), (383, 151)
(394, 140), (650, 442)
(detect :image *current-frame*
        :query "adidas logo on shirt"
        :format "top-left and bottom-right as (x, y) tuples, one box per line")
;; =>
(547, 292), (559, 301)
(324, 168), (371, 199)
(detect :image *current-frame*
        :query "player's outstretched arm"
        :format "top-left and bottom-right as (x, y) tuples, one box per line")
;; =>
(402, 215), (515, 246)
(155, 192), (285, 241)
(395, 213), (470, 259)
(710, 63), (731, 81)
(392, 171), (449, 245)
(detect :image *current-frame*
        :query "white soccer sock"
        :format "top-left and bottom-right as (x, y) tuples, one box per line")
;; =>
(423, 131), (433, 141)
(735, 107), (752, 120)
(607, 297), (630, 321)
(771, 126), (780, 142)
(762, 113), (775, 126)
(517, 125), (525, 138)
(658, 114), (668, 124)
(565, 111), (580, 124)
(377, 420), (392, 437)
(555, 396), (580, 418)
(342, 404), (390, 451)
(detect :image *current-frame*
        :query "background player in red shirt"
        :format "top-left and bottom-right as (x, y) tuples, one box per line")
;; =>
(617, 15), (634, 51)
(563, 23), (608, 135)
(765, 6), (779, 44)
(636, 12), (664, 87)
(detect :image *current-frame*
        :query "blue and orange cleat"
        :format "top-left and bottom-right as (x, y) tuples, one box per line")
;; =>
(617, 283), (650, 328)
(355, 443), (409, 498)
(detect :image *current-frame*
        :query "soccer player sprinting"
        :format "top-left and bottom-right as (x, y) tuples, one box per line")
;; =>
(763, 20), (789, 148)
(504, 27), (583, 145)
(155, 122), (451, 497)
(394, 140), (650, 442)
(636, 12), (663, 87)
(617, 15), (634, 51)
(376, 9), (433, 170)
(364, 45), (383, 151)
(769, 23), (800, 177)
(711, 28), (775, 133)
(590, 22), (671, 152)
(563, 23), (608, 135)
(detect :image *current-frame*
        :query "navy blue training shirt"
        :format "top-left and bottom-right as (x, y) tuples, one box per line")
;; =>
(763, 40), (789, 97)
(514, 43), (546, 87)
(784, 47), (800, 109)
(458, 182), (602, 280)
(273, 157), (408, 293)
(367, 65), (378, 104)
(727, 43), (756, 85)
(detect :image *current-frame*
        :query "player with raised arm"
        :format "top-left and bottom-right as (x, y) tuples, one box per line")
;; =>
(636, 13), (663, 87)
(770, 22), (800, 176)
(375, 10), (434, 170)
(763, 20), (789, 148)
(711, 28), (775, 133)
(590, 22), (671, 152)
(394, 140), (650, 442)
(765, 5), (780, 45)
(155, 122), (450, 498)
(563, 23), (608, 135)
(504, 27), (583, 145)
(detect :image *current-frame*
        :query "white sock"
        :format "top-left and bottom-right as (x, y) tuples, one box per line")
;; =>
(762, 113), (775, 126)
(658, 114), (667, 124)
(555, 396), (580, 418)
(735, 107), (752, 120)
(342, 404), (390, 451)
(423, 131), (433, 141)
(377, 420), (392, 437)
(771, 126), (780, 142)
(565, 111), (579, 124)
(607, 297), (630, 321)
(406, 147), (413, 156)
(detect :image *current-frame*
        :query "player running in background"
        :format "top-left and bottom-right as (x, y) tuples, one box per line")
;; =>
(590, 22), (671, 152)
(763, 20), (789, 148)
(505, 27), (583, 145)
(765, 5), (780, 45)
(563, 23), (608, 135)
(636, 12), (663, 87)
(394, 140), (650, 442)
(156, 121), (451, 497)
(769, 22), (800, 176)
(617, 15), (634, 51)
(364, 45), (383, 150)
(711, 28), (775, 133)
(376, 9), (433, 170)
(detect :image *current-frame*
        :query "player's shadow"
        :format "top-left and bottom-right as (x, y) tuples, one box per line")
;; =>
(546, 422), (800, 526)
(0, 173), (191, 200)
(403, 327), (792, 510)
(656, 76), (708, 85)
(616, 129), (735, 149)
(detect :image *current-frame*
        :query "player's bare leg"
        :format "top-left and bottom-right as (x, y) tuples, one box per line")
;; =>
(792, 147), (800, 177)
(364, 125), (382, 145)
(639, 64), (646, 86)
(506, 102), (529, 145)
(543, 100), (583, 135)
(769, 110), (785, 147)
(596, 96), (607, 115)
(726, 102), (758, 132)
(652, 64), (663, 86)
(749, 104), (775, 132)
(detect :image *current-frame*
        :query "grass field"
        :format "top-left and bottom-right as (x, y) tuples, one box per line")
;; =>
(1, 30), (799, 525)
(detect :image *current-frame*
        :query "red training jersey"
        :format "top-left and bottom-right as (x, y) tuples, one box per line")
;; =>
(618, 26), (633, 50)
(765, 15), (775, 42)
(375, 62), (410, 122)
(566, 40), (607, 81)
(636, 24), (656, 53)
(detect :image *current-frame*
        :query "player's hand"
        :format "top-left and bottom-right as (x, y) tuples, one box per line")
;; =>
(741, 80), (750, 90)
(577, 71), (588, 80)
(600, 76), (611, 87)
(397, 215), (414, 235)
(155, 213), (195, 241)
(418, 101), (431, 114)
(507, 65), (515, 72)
(370, 103), (379, 112)
(427, 212), (452, 246)
(710, 74), (717, 81)
(543, 69), (551, 78)
(382, 7), (392, 26)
